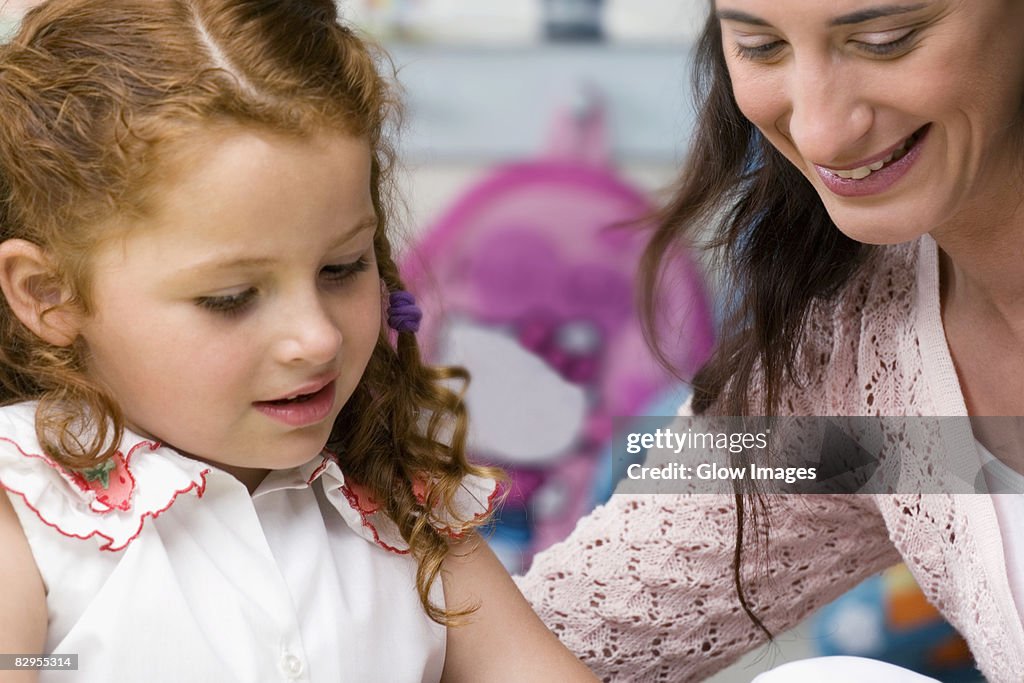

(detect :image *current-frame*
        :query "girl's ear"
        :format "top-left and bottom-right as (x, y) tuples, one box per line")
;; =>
(0, 239), (83, 347)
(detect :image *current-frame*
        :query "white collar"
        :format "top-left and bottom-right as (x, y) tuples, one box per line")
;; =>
(0, 401), (497, 554)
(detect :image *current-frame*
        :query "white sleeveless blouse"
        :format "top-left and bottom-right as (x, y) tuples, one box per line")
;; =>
(0, 402), (497, 683)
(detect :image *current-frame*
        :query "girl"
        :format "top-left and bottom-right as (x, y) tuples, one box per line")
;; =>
(519, 0), (1024, 681)
(0, 1), (596, 681)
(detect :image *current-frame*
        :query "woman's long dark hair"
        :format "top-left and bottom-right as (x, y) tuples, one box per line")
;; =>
(640, 10), (873, 636)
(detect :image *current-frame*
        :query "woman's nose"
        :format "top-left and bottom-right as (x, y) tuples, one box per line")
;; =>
(782, 60), (873, 166)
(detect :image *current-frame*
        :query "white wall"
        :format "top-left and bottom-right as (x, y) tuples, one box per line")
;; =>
(341, 0), (708, 45)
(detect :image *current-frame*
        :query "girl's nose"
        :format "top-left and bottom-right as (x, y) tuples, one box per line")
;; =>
(274, 296), (343, 366)
(782, 61), (873, 167)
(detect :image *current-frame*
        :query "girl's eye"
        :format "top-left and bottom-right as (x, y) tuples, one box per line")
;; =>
(854, 28), (917, 56)
(321, 256), (371, 285)
(195, 288), (257, 317)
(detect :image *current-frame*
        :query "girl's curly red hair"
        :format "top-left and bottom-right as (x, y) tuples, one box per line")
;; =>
(0, 0), (500, 623)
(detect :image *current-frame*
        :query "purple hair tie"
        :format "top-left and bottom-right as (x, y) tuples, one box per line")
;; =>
(387, 290), (422, 333)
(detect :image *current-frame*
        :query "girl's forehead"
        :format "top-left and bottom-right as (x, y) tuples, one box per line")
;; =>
(143, 129), (369, 229)
(81, 126), (372, 266)
(139, 121), (362, 197)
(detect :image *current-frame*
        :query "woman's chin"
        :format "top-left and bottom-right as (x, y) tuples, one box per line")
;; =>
(826, 209), (934, 247)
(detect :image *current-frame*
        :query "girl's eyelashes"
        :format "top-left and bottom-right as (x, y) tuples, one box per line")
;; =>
(320, 256), (372, 284)
(194, 257), (372, 317)
(195, 288), (257, 317)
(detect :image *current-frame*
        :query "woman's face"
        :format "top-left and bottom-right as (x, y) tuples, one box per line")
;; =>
(717, 0), (1024, 244)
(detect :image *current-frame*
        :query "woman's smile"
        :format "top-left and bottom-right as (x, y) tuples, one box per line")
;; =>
(813, 124), (930, 197)
(718, 0), (1024, 244)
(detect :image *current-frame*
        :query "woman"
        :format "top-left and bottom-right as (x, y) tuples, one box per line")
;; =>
(517, 1), (1024, 681)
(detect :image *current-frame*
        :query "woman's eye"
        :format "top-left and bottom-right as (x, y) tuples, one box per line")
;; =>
(195, 288), (257, 316)
(321, 257), (371, 285)
(854, 28), (917, 55)
(733, 39), (785, 61)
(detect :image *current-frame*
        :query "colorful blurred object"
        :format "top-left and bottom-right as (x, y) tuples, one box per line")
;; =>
(401, 92), (714, 572)
(810, 564), (980, 682)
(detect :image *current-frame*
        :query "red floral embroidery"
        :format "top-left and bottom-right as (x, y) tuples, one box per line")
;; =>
(339, 483), (408, 555)
(69, 452), (133, 512)
(2, 467), (209, 552)
(0, 435), (209, 551)
(342, 479), (381, 513)
(437, 481), (503, 540)
(411, 474), (430, 505)
(338, 475), (501, 555)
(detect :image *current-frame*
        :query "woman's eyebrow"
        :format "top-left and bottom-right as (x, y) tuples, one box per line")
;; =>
(716, 3), (927, 28)
(715, 9), (771, 26)
(829, 3), (927, 26)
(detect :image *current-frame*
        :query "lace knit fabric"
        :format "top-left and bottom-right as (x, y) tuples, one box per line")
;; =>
(517, 237), (1024, 682)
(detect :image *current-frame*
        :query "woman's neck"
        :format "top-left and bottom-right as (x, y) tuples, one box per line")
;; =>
(933, 178), (1024, 329)
(933, 190), (1024, 416)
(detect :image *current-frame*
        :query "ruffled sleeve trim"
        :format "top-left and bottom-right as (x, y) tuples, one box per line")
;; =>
(0, 404), (210, 552)
(317, 460), (500, 555)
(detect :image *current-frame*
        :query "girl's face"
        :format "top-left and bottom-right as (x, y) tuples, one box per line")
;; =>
(717, 0), (1024, 244)
(78, 129), (382, 488)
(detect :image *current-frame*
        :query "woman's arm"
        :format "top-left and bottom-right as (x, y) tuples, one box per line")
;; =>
(0, 491), (46, 683)
(440, 532), (598, 683)
(516, 493), (901, 682)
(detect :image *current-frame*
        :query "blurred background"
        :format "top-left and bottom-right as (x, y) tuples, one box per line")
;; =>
(0, 1), (984, 680)
(356, 0), (717, 575)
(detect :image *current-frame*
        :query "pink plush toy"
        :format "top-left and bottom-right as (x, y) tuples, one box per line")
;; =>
(401, 96), (714, 571)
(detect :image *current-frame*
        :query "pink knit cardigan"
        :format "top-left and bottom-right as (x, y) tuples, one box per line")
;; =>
(517, 236), (1024, 682)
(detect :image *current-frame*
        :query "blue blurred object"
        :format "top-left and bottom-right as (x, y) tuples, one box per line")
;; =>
(591, 386), (692, 507)
(811, 566), (981, 683)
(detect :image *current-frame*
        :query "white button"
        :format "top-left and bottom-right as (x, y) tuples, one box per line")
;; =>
(280, 652), (304, 679)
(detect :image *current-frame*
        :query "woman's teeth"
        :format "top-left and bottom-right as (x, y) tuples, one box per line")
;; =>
(830, 134), (914, 180)
(272, 392), (313, 405)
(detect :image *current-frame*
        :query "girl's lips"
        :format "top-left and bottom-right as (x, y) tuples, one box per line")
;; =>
(814, 124), (931, 198)
(253, 380), (336, 427)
